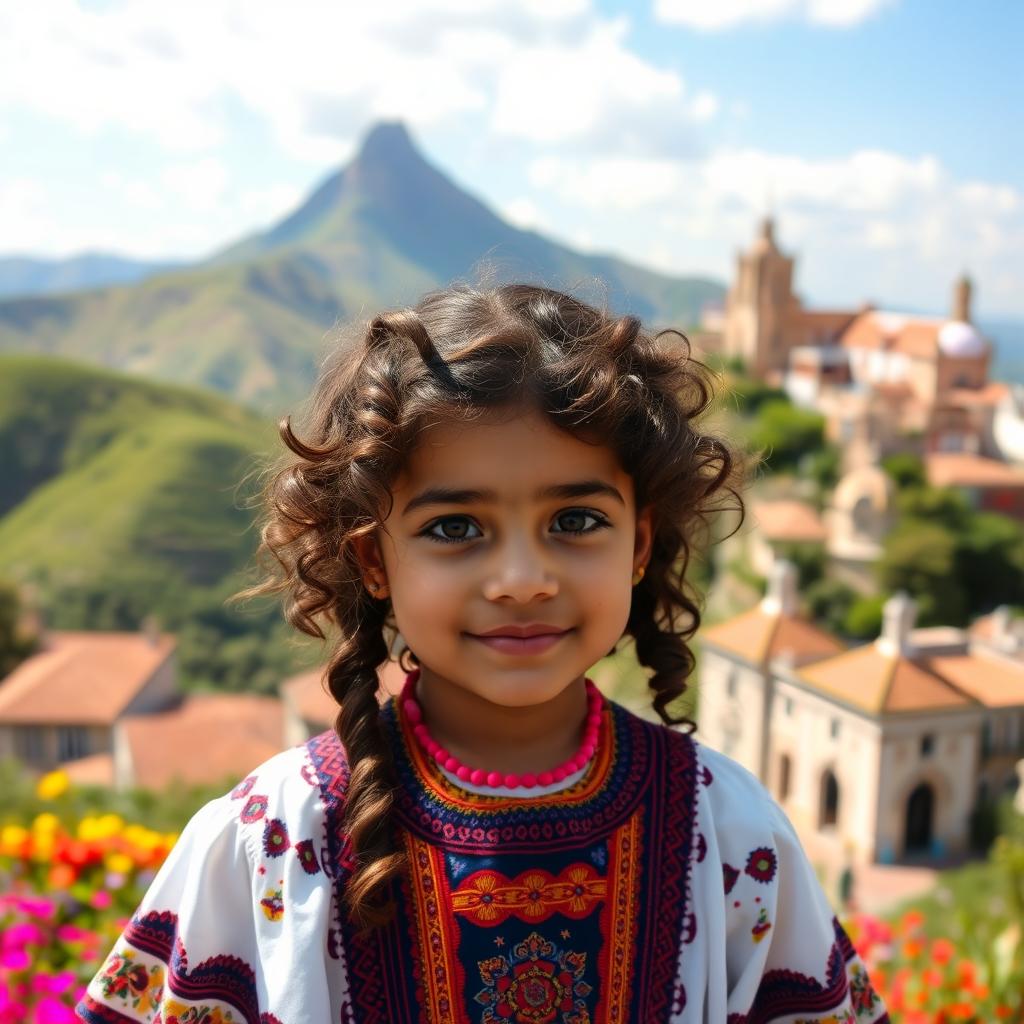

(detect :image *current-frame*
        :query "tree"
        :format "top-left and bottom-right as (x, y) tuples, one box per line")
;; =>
(957, 512), (1024, 612)
(747, 401), (827, 472)
(844, 595), (887, 639)
(0, 579), (39, 678)
(877, 522), (967, 625)
(803, 578), (858, 637)
(881, 453), (926, 491)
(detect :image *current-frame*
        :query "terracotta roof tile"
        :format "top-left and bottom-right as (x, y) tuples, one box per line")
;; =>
(0, 632), (176, 726)
(119, 694), (284, 790)
(751, 500), (828, 543)
(796, 643), (974, 714)
(61, 752), (115, 787)
(701, 607), (843, 667)
(924, 651), (1024, 707)
(840, 311), (943, 360)
(281, 659), (407, 729)
(926, 452), (1024, 489)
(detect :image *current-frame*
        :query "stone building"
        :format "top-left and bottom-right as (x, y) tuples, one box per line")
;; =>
(697, 562), (1024, 870)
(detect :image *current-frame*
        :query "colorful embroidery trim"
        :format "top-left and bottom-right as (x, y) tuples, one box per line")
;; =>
(451, 864), (607, 926)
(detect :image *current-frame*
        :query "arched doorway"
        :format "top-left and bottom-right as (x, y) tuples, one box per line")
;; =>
(905, 782), (934, 853)
(819, 769), (839, 828)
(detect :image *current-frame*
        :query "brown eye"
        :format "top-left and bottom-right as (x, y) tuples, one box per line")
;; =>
(552, 509), (608, 535)
(423, 516), (481, 544)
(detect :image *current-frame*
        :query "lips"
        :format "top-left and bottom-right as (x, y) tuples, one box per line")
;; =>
(473, 623), (569, 639)
(468, 624), (573, 655)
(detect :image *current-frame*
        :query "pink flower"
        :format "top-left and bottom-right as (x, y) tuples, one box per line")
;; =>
(12, 897), (56, 920)
(0, 950), (30, 971)
(55, 924), (94, 943)
(32, 972), (75, 996)
(32, 996), (78, 1023)
(2, 922), (45, 950)
(89, 890), (113, 910)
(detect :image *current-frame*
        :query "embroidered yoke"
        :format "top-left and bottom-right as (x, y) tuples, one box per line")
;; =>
(76, 696), (889, 1023)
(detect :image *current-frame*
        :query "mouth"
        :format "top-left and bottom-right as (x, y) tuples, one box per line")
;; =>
(467, 628), (574, 655)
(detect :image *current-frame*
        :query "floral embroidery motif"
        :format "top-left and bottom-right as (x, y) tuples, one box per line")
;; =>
(97, 948), (164, 1016)
(751, 907), (772, 944)
(260, 887), (284, 922)
(263, 818), (290, 857)
(723, 863), (740, 894)
(160, 999), (239, 1024)
(260, 1015), (284, 1024)
(452, 864), (606, 926)
(294, 838), (321, 874)
(230, 775), (256, 800)
(745, 846), (777, 883)
(475, 931), (592, 1024)
(239, 794), (268, 824)
(849, 963), (882, 1015)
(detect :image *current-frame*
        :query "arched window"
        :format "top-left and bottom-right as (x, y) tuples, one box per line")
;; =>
(778, 754), (792, 802)
(819, 769), (840, 828)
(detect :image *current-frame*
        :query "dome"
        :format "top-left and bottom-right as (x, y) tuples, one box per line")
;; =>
(938, 320), (988, 358)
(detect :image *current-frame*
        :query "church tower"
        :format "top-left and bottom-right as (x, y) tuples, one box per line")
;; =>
(723, 217), (798, 379)
(952, 273), (972, 323)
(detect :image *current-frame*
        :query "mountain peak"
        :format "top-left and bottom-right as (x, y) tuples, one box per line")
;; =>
(355, 121), (419, 167)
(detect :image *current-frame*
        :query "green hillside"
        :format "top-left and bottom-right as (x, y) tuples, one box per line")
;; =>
(0, 355), (318, 691)
(0, 122), (725, 416)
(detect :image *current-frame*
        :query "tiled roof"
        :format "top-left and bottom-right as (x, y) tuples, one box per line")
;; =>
(751, 500), (828, 543)
(118, 694), (284, 790)
(924, 651), (1024, 708)
(926, 452), (1024, 489)
(795, 642), (974, 715)
(0, 631), (176, 726)
(840, 311), (945, 360)
(281, 659), (408, 728)
(700, 607), (844, 667)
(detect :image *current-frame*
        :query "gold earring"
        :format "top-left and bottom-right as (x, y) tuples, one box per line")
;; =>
(632, 565), (646, 586)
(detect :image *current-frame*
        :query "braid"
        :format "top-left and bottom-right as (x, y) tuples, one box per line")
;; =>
(326, 597), (407, 934)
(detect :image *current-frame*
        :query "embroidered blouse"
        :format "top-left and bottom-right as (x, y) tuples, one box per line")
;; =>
(76, 693), (889, 1023)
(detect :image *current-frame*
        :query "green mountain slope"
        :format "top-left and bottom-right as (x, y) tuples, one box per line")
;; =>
(0, 355), (322, 692)
(0, 123), (724, 415)
(0, 354), (274, 594)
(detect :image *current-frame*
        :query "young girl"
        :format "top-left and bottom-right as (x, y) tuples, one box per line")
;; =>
(77, 284), (888, 1023)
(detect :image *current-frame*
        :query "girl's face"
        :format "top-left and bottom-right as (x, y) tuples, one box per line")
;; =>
(355, 406), (653, 709)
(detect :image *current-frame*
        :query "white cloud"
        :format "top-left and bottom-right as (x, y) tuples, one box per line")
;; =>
(654, 0), (893, 30)
(0, 1), (716, 166)
(524, 146), (1024, 315)
(502, 197), (543, 230)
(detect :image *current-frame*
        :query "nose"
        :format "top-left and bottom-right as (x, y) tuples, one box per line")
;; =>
(481, 532), (559, 603)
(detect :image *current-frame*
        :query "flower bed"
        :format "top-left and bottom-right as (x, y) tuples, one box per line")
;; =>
(3, 769), (1023, 1023)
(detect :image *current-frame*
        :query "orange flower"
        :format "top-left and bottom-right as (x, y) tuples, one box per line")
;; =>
(923, 967), (944, 988)
(931, 938), (955, 965)
(48, 862), (77, 889)
(972, 983), (990, 1000)
(994, 1005), (1014, 1019)
(956, 960), (977, 987)
(946, 1001), (977, 1020)
(900, 909), (925, 934)
(901, 939), (924, 959)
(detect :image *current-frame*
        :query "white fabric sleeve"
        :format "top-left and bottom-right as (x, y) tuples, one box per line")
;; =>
(697, 744), (889, 1023)
(75, 747), (340, 1024)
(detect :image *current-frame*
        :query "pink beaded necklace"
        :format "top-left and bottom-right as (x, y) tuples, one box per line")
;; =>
(399, 669), (604, 791)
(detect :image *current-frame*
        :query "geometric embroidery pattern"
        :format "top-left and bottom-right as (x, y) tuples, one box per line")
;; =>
(452, 864), (606, 926)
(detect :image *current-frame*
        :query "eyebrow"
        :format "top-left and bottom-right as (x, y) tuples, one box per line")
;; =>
(402, 479), (626, 516)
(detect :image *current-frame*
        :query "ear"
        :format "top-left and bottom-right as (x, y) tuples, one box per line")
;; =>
(350, 530), (390, 599)
(633, 505), (654, 573)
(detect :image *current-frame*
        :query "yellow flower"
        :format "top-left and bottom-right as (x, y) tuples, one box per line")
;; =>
(0, 824), (29, 854)
(36, 770), (69, 801)
(32, 812), (61, 833)
(106, 852), (135, 875)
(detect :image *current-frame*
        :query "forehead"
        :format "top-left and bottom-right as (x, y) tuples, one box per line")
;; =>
(395, 408), (631, 498)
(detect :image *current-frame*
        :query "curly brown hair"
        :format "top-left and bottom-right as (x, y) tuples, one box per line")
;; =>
(232, 281), (745, 934)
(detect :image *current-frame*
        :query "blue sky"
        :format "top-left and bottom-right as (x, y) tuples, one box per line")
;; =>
(1, 0), (1021, 317)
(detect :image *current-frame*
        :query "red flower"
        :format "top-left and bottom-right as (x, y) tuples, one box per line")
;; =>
(263, 818), (290, 857)
(744, 847), (777, 883)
